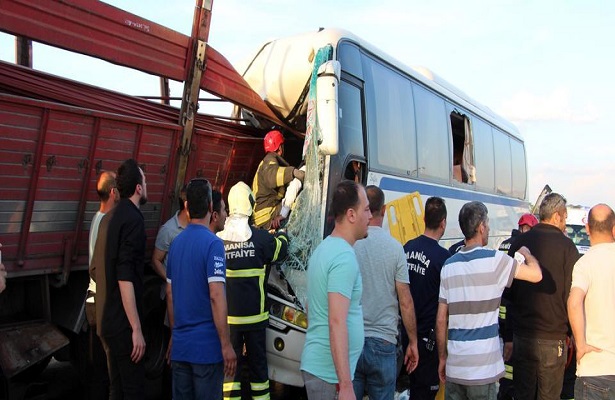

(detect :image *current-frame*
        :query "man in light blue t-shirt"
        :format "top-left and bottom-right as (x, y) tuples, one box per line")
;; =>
(301, 180), (372, 400)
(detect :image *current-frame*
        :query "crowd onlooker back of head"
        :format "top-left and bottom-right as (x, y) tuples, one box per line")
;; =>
(436, 201), (541, 400)
(352, 185), (418, 400)
(402, 196), (451, 400)
(165, 178), (236, 400)
(507, 193), (580, 400)
(568, 203), (615, 398)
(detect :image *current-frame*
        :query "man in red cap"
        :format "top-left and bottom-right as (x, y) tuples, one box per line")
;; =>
(252, 129), (305, 230)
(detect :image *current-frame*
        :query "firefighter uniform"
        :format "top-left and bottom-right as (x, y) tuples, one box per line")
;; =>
(252, 151), (295, 229)
(498, 233), (517, 400)
(221, 227), (288, 400)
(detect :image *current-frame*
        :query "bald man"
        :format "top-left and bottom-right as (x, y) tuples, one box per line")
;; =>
(568, 203), (615, 396)
(86, 170), (119, 400)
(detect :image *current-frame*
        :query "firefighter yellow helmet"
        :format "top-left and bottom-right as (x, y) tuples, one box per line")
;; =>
(228, 181), (255, 217)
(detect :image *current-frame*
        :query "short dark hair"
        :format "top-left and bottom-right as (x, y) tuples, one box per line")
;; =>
(365, 185), (385, 216)
(539, 193), (567, 221)
(588, 205), (615, 234)
(96, 171), (116, 202)
(178, 184), (188, 211)
(212, 190), (223, 214)
(424, 197), (447, 230)
(186, 178), (212, 219)
(459, 201), (488, 240)
(116, 159), (143, 199)
(330, 180), (361, 222)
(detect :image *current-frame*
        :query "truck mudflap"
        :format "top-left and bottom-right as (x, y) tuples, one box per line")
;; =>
(0, 321), (69, 378)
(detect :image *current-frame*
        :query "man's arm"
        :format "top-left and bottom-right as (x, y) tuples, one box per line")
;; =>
(210, 282), (237, 379)
(118, 280), (146, 363)
(151, 248), (167, 280)
(165, 282), (174, 363)
(567, 287), (601, 361)
(396, 281), (419, 373)
(512, 246), (542, 283)
(328, 292), (356, 400)
(435, 302), (448, 383)
(0, 261), (6, 294)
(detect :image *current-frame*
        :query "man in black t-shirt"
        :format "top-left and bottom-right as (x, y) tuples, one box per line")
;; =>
(402, 197), (451, 400)
(508, 194), (580, 400)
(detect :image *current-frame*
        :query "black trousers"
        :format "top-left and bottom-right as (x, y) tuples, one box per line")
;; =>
(100, 330), (145, 400)
(408, 338), (440, 400)
(225, 328), (269, 399)
(85, 301), (110, 400)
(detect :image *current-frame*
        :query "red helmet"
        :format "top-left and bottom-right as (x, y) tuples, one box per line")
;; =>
(263, 130), (284, 152)
(518, 213), (538, 228)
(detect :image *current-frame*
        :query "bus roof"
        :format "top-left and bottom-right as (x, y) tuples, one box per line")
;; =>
(244, 28), (522, 140)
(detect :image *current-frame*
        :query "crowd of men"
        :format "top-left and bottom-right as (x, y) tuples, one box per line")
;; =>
(71, 129), (614, 400)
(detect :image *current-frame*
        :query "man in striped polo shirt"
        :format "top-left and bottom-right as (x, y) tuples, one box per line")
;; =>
(435, 201), (542, 399)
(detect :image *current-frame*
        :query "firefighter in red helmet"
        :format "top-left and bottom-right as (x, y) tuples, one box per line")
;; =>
(252, 130), (305, 229)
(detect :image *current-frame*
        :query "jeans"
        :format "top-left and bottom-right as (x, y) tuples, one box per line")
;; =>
(303, 370), (338, 400)
(172, 361), (224, 400)
(100, 330), (145, 400)
(352, 337), (397, 400)
(575, 376), (615, 400)
(513, 335), (567, 400)
(445, 381), (496, 400)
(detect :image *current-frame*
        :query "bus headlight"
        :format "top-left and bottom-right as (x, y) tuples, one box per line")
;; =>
(269, 300), (308, 329)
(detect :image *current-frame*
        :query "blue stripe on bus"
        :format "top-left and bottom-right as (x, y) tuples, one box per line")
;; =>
(448, 323), (499, 342)
(379, 177), (527, 208)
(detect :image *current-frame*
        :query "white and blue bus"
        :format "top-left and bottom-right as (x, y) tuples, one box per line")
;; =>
(240, 28), (529, 386)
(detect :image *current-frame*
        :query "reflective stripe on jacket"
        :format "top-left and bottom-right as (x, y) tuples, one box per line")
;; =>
(252, 152), (294, 228)
(223, 227), (289, 329)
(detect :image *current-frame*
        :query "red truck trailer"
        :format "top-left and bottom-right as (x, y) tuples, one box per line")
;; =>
(0, 0), (293, 395)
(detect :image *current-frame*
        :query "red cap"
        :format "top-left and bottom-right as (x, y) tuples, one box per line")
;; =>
(518, 213), (538, 228)
(263, 130), (284, 152)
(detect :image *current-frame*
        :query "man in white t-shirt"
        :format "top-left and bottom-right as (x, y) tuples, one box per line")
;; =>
(86, 170), (118, 400)
(568, 203), (615, 397)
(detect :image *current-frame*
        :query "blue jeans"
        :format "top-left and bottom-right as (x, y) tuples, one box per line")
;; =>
(575, 376), (615, 400)
(513, 335), (567, 400)
(171, 361), (224, 400)
(352, 337), (397, 400)
(446, 381), (496, 400)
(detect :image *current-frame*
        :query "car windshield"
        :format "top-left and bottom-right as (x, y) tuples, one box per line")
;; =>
(566, 224), (590, 246)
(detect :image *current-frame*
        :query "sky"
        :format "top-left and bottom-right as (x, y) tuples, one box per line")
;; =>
(1, 0), (613, 207)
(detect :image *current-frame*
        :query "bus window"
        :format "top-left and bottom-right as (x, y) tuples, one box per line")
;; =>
(493, 129), (513, 196)
(364, 57), (417, 177)
(473, 118), (495, 193)
(510, 138), (527, 199)
(450, 111), (475, 185)
(338, 79), (365, 158)
(413, 84), (448, 183)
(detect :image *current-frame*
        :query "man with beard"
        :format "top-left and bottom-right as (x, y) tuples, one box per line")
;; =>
(99, 158), (148, 399)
